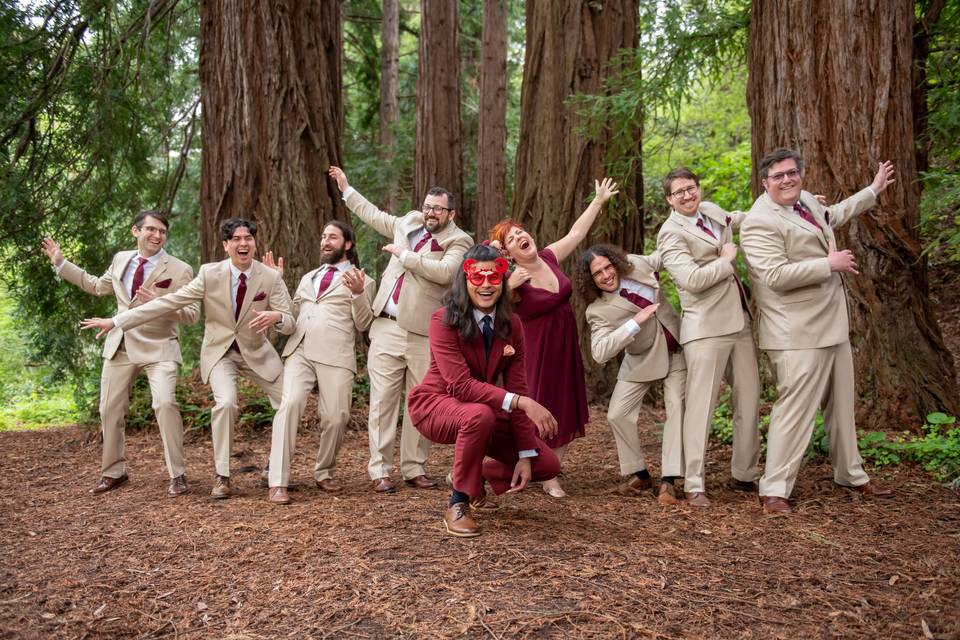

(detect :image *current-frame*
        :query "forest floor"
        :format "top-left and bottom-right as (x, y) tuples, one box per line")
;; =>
(1, 266), (958, 639)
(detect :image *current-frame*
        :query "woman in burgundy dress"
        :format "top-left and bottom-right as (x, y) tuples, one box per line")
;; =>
(489, 178), (619, 497)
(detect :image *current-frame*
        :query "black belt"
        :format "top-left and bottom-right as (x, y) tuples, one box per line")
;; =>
(379, 311), (398, 321)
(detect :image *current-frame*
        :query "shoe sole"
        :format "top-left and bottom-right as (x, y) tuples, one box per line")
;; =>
(443, 520), (481, 538)
(210, 492), (231, 500)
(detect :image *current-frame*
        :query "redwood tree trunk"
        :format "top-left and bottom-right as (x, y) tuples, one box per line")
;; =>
(747, 0), (958, 426)
(511, 0), (642, 400)
(379, 0), (399, 212)
(414, 0), (466, 229)
(475, 0), (508, 236)
(199, 1), (345, 288)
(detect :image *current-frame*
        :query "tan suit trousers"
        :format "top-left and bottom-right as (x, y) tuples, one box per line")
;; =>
(366, 316), (432, 480)
(681, 311), (761, 493)
(208, 350), (283, 477)
(268, 347), (354, 487)
(761, 340), (869, 498)
(99, 348), (184, 479)
(607, 353), (686, 478)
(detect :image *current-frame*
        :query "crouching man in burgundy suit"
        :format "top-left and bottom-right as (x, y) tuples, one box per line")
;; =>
(407, 245), (561, 538)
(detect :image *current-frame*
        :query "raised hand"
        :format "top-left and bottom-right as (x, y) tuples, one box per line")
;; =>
(507, 266), (531, 291)
(328, 166), (349, 192)
(827, 240), (859, 275)
(249, 310), (281, 335)
(341, 267), (365, 294)
(594, 177), (620, 204)
(262, 251), (284, 278)
(869, 160), (896, 195)
(41, 237), (64, 267)
(80, 317), (114, 340)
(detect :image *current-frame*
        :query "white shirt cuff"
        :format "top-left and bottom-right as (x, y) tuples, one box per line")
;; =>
(501, 392), (515, 412)
(624, 319), (641, 335)
(866, 185), (877, 197)
(53, 261), (65, 275)
(341, 186), (356, 200)
(399, 249), (412, 263)
(112, 317), (120, 327)
(518, 449), (538, 459)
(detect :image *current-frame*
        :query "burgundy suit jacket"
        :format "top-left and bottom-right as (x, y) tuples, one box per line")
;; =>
(407, 309), (541, 452)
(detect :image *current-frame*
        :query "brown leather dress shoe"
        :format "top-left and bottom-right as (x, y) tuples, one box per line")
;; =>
(210, 475), (232, 500)
(90, 474), (129, 495)
(405, 474), (437, 489)
(469, 494), (500, 511)
(443, 502), (481, 537)
(657, 482), (679, 506)
(843, 481), (894, 498)
(761, 495), (793, 515)
(617, 475), (653, 496)
(372, 477), (396, 493)
(167, 474), (188, 497)
(686, 491), (711, 507)
(316, 478), (344, 494)
(268, 487), (290, 504)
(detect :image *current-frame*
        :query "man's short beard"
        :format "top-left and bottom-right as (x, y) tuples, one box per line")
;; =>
(320, 246), (345, 265)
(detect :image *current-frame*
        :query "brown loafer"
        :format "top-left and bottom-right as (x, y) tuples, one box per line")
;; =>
(268, 486), (290, 505)
(405, 474), (437, 489)
(210, 475), (232, 500)
(90, 474), (129, 495)
(761, 495), (792, 514)
(316, 478), (344, 494)
(686, 491), (711, 507)
(657, 482), (679, 506)
(443, 502), (481, 537)
(617, 475), (652, 496)
(469, 494), (500, 511)
(167, 474), (188, 497)
(843, 481), (894, 498)
(372, 477), (396, 493)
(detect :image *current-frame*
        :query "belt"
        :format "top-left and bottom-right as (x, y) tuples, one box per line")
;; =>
(378, 311), (398, 322)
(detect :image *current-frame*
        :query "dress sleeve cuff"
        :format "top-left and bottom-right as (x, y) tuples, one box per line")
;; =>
(517, 449), (538, 459)
(623, 319), (641, 335)
(501, 392), (515, 412)
(342, 186), (356, 200)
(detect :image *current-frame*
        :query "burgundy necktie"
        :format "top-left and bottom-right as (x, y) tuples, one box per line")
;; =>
(696, 218), (717, 240)
(130, 257), (147, 299)
(793, 203), (822, 230)
(235, 273), (247, 321)
(315, 267), (336, 300)
(620, 288), (680, 353)
(391, 231), (433, 304)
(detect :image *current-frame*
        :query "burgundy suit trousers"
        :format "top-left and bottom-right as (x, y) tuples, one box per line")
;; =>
(414, 397), (560, 498)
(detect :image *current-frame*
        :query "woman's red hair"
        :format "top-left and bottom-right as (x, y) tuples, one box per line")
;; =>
(489, 219), (523, 246)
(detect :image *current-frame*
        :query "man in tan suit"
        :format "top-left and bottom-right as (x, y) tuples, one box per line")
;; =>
(580, 245), (687, 506)
(83, 218), (294, 500)
(265, 221), (375, 504)
(740, 148), (895, 514)
(328, 165), (473, 493)
(657, 168), (761, 507)
(43, 211), (199, 497)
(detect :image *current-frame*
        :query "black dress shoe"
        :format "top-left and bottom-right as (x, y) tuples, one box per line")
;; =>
(91, 474), (129, 495)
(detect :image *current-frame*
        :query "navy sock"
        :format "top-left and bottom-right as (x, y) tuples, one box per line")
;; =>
(661, 476), (678, 484)
(634, 469), (651, 481)
(450, 489), (469, 506)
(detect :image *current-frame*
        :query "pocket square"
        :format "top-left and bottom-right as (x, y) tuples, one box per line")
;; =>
(430, 238), (443, 252)
(725, 215), (732, 226)
(253, 292), (267, 302)
(503, 345), (515, 357)
(155, 278), (172, 289)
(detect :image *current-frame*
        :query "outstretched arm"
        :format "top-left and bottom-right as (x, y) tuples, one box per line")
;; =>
(329, 165), (398, 239)
(546, 177), (619, 263)
(44, 237), (115, 297)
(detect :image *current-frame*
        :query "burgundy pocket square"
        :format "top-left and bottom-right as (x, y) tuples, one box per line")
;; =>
(725, 215), (732, 225)
(253, 292), (267, 302)
(430, 239), (443, 252)
(155, 278), (172, 289)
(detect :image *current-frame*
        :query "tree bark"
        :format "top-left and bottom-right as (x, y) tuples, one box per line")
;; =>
(747, 0), (958, 426)
(475, 0), (508, 237)
(511, 0), (642, 400)
(199, 0), (345, 288)
(414, 0), (466, 230)
(379, 0), (400, 212)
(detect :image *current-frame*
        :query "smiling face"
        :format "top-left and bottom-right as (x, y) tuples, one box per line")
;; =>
(422, 193), (455, 233)
(762, 158), (804, 207)
(222, 224), (257, 270)
(320, 223), (350, 265)
(502, 225), (538, 261)
(589, 255), (620, 293)
(466, 260), (504, 313)
(131, 215), (168, 258)
(666, 177), (701, 216)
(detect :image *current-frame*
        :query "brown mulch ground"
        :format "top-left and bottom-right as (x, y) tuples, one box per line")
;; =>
(1, 402), (958, 640)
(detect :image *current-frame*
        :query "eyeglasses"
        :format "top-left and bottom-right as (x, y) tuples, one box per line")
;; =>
(466, 271), (504, 286)
(422, 204), (452, 214)
(670, 185), (699, 199)
(138, 225), (168, 235)
(767, 169), (801, 183)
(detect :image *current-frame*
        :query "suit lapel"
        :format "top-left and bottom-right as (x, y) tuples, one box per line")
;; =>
(700, 207), (732, 243)
(672, 210), (718, 247)
(141, 253), (167, 291)
(115, 251), (136, 305)
(237, 261), (265, 324)
(775, 202), (829, 251)
(602, 290), (639, 315)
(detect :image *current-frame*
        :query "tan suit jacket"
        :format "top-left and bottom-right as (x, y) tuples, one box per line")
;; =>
(345, 189), (473, 336)
(740, 188), (876, 350)
(116, 259), (294, 382)
(657, 202), (747, 343)
(585, 253), (681, 382)
(282, 267), (376, 372)
(59, 250), (198, 364)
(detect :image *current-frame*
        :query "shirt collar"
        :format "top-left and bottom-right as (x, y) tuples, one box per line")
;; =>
(229, 262), (253, 280)
(136, 249), (165, 265)
(472, 307), (493, 327)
